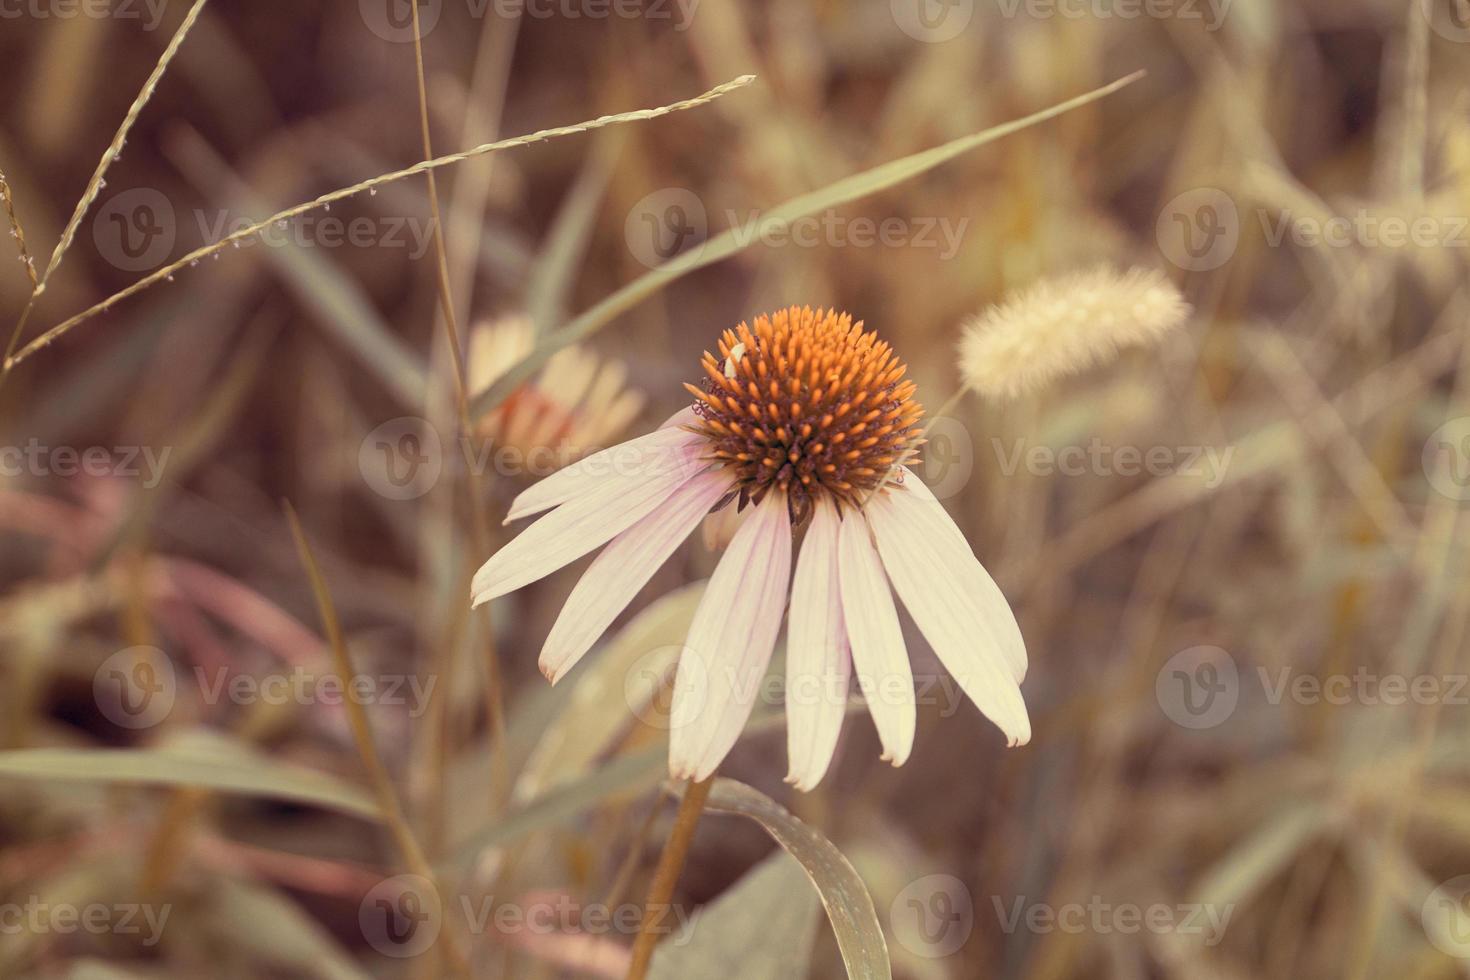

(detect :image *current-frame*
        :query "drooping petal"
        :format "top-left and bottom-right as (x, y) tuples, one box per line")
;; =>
(504, 408), (702, 523)
(668, 493), (792, 782)
(837, 510), (915, 767)
(893, 467), (1027, 683)
(471, 461), (703, 606)
(539, 469), (734, 683)
(866, 474), (1030, 746)
(785, 497), (851, 791)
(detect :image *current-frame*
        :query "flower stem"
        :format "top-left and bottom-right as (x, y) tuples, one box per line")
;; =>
(625, 777), (714, 980)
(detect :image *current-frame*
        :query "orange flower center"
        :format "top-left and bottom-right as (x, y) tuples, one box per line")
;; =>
(685, 306), (925, 524)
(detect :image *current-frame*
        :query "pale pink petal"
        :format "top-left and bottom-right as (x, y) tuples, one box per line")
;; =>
(539, 469), (734, 683)
(867, 474), (1030, 746)
(668, 493), (792, 781)
(837, 510), (915, 767)
(505, 409), (702, 523)
(471, 463), (702, 606)
(785, 497), (851, 791)
(892, 466), (1027, 683)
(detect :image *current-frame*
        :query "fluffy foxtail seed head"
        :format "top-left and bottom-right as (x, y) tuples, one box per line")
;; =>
(959, 266), (1191, 402)
(685, 307), (924, 525)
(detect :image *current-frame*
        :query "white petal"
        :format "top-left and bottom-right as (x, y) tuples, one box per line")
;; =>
(785, 497), (851, 791)
(837, 510), (914, 767)
(867, 478), (1030, 746)
(896, 467), (1027, 682)
(504, 410), (702, 523)
(539, 469), (733, 683)
(471, 463), (700, 605)
(668, 493), (792, 781)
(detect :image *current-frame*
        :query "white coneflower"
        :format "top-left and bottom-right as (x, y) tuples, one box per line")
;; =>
(470, 307), (1029, 790)
(469, 314), (645, 460)
(959, 266), (1190, 401)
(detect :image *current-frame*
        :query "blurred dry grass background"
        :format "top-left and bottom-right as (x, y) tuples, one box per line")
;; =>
(3, 0), (1470, 977)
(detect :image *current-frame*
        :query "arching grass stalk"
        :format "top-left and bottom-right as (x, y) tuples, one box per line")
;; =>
(2, 0), (211, 379)
(3, 75), (756, 372)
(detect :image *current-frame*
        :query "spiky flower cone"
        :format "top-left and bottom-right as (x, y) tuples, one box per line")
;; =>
(684, 307), (925, 524)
